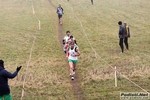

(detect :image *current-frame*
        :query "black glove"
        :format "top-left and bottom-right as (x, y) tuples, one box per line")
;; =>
(16, 66), (22, 72)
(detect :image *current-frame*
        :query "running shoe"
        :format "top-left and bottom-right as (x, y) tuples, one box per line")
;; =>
(71, 76), (74, 80)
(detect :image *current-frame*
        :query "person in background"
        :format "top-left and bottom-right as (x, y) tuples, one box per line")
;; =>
(70, 35), (78, 49)
(62, 30), (71, 45)
(91, 0), (94, 5)
(118, 21), (125, 53)
(0, 60), (22, 100)
(124, 22), (130, 50)
(56, 4), (63, 24)
(63, 38), (71, 54)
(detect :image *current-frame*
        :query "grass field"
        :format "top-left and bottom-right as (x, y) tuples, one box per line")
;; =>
(0, 0), (150, 100)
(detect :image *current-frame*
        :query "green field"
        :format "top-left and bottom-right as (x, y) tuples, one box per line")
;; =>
(0, 0), (150, 100)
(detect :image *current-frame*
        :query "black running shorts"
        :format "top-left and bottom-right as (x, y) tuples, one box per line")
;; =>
(58, 14), (62, 19)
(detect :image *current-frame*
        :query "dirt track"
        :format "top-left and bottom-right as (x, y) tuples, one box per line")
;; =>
(48, 0), (85, 100)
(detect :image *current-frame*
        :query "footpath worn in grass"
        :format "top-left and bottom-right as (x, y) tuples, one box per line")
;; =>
(0, 0), (150, 100)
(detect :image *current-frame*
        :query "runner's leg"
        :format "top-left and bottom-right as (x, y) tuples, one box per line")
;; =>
(73, 60), (78, 70)
(69, 62), (74, 80)
(60, 17), (62, 24)
(73, 64), (76, 71)
(69, 62), (74, 75)
(58, 15), (60, 23)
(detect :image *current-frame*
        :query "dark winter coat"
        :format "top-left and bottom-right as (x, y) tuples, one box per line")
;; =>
(0, 66), (18, 96)
(119, 25), (125, 38)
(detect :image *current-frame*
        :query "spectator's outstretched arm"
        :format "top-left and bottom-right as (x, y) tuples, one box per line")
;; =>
(3, 66), (22, 79)
(3, 70), (18, 79)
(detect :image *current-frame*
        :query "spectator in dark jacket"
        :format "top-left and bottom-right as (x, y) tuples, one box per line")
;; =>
(118, 21), (125, 53)
(0, 60), (22, 100)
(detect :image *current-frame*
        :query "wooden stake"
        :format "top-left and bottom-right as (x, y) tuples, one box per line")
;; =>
(115, 66), (117, 87)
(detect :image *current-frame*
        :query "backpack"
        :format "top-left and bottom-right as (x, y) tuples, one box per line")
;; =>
(126, 26), (130, 38)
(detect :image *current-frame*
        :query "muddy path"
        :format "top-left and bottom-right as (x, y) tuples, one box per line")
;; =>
(48, 0), (85, 100)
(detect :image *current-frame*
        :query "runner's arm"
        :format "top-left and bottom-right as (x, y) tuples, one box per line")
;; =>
(75, 48), (80, 56)
(62, 39), (65, 45)
(66, 47), (69, 58)
(56, 8), (58, 14)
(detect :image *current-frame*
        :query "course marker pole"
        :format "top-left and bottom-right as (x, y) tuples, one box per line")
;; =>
(39, 21), (41, 30)
(115, 66), (117, 87)
(21, 88), (24, 100)
(32, 2), (35, 14)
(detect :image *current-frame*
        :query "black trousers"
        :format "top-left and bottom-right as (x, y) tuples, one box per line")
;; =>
(119, 38), (124, 53)
(124, 37), (129, 50)
(91, 0), (93, 5)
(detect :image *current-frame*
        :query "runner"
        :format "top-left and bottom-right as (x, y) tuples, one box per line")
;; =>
(70, 35), (78, 49)
(63, 38), (71, 54)
(70, 35), (76, 43)
(66, 42), (80, 80)
(62, 31), (73, 53)
(62, 30), (71, 45)
(56, 4), (63, 25)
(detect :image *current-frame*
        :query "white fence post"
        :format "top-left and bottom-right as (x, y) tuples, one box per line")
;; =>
(39, 21), (41, 30)
(115, 66), (117, 87)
